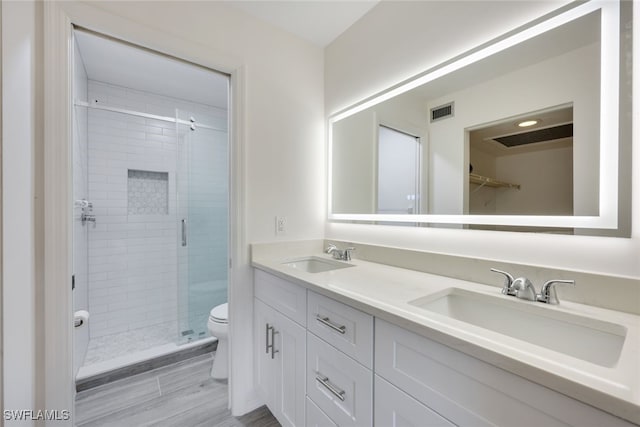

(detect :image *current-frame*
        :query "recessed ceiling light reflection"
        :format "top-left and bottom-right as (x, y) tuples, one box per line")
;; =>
(517, 120), (539, 128)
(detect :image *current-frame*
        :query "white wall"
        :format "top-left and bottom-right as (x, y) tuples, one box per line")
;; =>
(496, 145), (574, 215)
(331, 110), (375, 213)
(325, 0), (640, 278)
(469, 145), (573, 216)
(2, 0), (325, 419)
(0, 0), (3, 412)
(1, 1), (39, 420)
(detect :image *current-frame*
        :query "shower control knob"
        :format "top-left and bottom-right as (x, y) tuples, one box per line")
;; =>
(81, 212), (96, 226)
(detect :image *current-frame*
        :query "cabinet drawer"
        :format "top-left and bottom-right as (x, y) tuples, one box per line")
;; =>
(254, 269), (307, 326)
(307, 332), (373, 427)
(307, 291), (373, 368)
(306, 396), (337, 427)
(375, 375), (454, 427)
(375, 319), (635, 427)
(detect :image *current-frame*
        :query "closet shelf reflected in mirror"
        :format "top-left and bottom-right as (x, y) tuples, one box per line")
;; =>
(469, 173), (520, 191)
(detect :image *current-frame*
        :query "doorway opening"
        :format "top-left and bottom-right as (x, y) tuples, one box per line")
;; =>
(71, 28), (231, 386)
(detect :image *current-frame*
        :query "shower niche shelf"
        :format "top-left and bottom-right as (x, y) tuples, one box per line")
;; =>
(127, 169), (169, 215)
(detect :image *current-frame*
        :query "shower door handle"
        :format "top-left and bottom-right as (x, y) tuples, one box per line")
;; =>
(181, 219), (187, 247)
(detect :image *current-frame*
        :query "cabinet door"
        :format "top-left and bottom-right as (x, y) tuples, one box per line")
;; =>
(254, 299), (277, 411)
(375, 375), (454, 427)
(255, 298), (306, 427)
(375, 319), (635, 427)
(306, 396), (337, 427)
(273, 310), (306, 427)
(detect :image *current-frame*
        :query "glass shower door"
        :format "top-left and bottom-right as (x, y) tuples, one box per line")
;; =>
(176, 109), (229, 343)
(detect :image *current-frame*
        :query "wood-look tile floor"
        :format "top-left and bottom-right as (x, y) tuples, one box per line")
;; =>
(75, 353), (280, 427)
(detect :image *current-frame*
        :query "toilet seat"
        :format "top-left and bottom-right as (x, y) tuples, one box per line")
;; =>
(209, 303), (228, 324)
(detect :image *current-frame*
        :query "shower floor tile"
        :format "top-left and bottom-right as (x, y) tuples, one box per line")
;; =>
(83, 322), (179, 367)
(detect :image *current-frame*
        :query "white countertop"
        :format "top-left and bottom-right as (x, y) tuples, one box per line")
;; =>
(252, 248), (640, 425)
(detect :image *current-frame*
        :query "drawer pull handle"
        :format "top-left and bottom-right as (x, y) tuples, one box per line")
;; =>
(316, 315), (346, 334)
(315, 374), (346, 401)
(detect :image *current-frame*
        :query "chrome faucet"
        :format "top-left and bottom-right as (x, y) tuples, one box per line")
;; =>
(511, 277), (537, 301)
(491, 268), (575, 304)
(537, 279), (575, 305)
(325, 243), (355, 261)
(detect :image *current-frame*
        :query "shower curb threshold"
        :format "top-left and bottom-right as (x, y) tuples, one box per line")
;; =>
(76, 337), (217, 392)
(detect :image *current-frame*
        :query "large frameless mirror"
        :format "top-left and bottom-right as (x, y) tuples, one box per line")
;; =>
(329, 1), (630, 235)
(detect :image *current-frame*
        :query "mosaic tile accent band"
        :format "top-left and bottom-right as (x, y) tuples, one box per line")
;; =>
(128, 169), (169, 215)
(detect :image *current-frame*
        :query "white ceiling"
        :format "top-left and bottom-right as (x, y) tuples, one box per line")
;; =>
(74, 2), (378, 108)
(74, 29), (229, 109)
(226, 0), (380, 47)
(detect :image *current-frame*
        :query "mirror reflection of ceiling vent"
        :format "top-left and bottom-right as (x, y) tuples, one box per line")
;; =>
(494, 123), (573, 147)
(430, 102), (454, 122)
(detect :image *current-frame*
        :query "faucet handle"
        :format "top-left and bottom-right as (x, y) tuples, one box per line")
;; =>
(344, 247), (356, 261)
(490, 268), (515, 296)
(326, 243), (338, 254)
(537, 279), (575, 305)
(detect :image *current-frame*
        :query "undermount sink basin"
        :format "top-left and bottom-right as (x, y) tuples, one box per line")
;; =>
(282, 256), (354, 273)
(408, 288), (627, 368)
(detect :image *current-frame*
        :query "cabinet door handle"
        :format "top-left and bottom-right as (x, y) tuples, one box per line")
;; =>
(181, 219), (187, 247)
(316, 315), (346, 334)
(271, 329), (279, 359)
(266, 323), (274, 354)
(315, 373), (346, 401)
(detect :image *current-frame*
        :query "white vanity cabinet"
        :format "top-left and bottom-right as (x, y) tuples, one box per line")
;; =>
(254, 271), (307, 427)
(253, 268), (635, 427)
(375, 319), (635, 427)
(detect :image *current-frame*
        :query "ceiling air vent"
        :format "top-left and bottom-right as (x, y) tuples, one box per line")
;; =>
(430, 102), (454, 123)
(494, 123), (573, 147)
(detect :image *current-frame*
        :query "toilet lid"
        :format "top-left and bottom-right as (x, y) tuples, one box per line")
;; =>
(209, 303), (228, 323)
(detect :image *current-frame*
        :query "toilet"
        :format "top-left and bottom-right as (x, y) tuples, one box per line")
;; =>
(207, 302), (229, 379)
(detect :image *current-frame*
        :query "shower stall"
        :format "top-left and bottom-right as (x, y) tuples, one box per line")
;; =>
(72, 29), (230, 380)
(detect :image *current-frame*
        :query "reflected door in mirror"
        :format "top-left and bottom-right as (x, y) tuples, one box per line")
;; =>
(377, 125), (421, 214)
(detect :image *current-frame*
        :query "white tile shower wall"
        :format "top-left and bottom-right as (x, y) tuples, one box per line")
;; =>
(87, 80), (227, 339)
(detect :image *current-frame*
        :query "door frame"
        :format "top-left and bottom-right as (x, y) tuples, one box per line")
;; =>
(43, 2), (247, 422)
